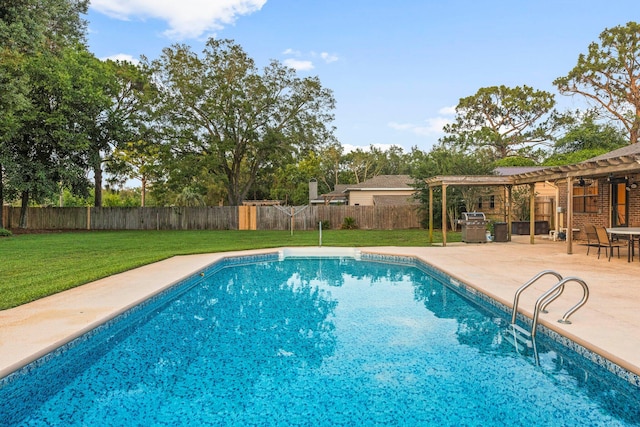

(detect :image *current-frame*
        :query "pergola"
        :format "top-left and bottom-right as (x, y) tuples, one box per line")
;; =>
(425, 147), (640, 254)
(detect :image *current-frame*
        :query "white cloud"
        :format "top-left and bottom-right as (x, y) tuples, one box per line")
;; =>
(388, 114), (452, 137)
(283, 59), (314, 71)
(91, 0), (267, 40)
(438, 105), (456, 115)
(388, 122), (415, 131)
(101, 53), (140, 64)
(320, 52), (339, 63)
(281, 49), (339, 71)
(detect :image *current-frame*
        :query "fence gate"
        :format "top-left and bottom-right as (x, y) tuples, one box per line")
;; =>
(238, 205), (257, 230)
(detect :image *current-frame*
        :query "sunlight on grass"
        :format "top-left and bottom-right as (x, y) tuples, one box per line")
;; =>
(0, 229), (457, 310)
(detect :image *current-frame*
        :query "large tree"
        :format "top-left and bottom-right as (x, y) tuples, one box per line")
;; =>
(554, 22), (640, 144)
(0, 0), (89, 226)
(149, 38), (336, 206)
(87, 59), (152, 207)
(8, 45), (102, 226)
(443, 85), (559, 161)
(109, 139), (162, 207)
(543, 112), (627, 165)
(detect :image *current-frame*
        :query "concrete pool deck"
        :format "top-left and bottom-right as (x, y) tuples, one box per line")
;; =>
(1, 236), (639, 381)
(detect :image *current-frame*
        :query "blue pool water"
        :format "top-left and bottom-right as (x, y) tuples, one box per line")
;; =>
(1, 255), (639, 426)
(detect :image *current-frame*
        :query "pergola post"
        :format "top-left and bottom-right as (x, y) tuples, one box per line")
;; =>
(566, 176), (573, 254)
(506, 185), (512, 242)
(428, 186), (434, 245)
(441, 184), (447, 247)
(529, 183), (535, 244)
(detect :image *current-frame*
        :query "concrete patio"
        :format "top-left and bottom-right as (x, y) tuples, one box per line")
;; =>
(1, 235), (638, 382)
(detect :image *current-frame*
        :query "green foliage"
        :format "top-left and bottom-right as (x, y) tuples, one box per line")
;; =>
(412, 142), (494, 229)
(511, 186), (532, 221)
(544, 114), (627, 166)
(554, 21), (640, 144)
(103, 189), (142, 207)
(493, 156), (537, 167)
(341, 217), (358, 229)
(553, 114), (627, 153)
(543, 148), (611, 166)
(270, 152), (322, 205)
(0, 228), (12, 237)
(443, 85), (559, 161)
(319, 220), (331, 230)
(109, 139), (162, 207)
(86, 58), (152, 207)
(0, 0), (91, 215)
(60, 188), (92, 207)
(174, 187), (206, 207)
(149, 38), (336, 206)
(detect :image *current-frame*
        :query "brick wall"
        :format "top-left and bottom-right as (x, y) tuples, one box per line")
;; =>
(557, 173), (640, 240)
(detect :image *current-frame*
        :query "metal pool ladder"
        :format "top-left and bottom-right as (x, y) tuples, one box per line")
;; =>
(510, 269), (590, 339)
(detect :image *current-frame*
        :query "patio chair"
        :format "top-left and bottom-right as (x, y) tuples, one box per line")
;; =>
(632, 235), (640, 262)
(595, 226), (626, 261)
(584, 224), (602, 256)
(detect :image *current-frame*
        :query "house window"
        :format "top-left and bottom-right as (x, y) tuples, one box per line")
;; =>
(477, 197), (483, 209)
(573, 183), (598, 213)
(490, 195), (495, 209)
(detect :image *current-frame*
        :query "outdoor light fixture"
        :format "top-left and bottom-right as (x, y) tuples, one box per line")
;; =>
(578, 177), (586, 186)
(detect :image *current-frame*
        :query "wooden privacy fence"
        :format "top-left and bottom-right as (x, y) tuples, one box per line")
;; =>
(2, 205), (422, 231)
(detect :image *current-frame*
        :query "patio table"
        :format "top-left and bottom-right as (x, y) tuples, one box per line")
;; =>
(606, 227), (640, 262)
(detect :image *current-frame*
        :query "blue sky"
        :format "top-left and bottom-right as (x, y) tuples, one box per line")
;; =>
(87, 1), (639, 153)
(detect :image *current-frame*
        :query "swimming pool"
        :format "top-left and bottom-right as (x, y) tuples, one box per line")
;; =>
(1, 254), (639, 426)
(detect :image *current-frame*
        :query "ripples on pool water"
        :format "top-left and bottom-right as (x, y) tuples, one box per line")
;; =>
(1, 257), (639, 426)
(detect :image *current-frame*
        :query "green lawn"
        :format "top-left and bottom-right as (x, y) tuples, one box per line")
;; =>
(0, 229), (458, 310)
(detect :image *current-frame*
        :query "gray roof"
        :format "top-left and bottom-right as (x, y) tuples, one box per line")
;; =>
(345, 175), (415, 190)
(310, 184), (348, 204)
(325, 184), (349, 196)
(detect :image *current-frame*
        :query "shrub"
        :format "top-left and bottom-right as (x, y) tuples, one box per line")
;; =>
(341, 217), (358, 230)
(318, 220), (331, 230)
(0, 228), (12, 237)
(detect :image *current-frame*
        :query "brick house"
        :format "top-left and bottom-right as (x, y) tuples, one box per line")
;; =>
(425, 144), (640, 251)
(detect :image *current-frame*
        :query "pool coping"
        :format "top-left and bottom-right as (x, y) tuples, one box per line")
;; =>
(1, 241), (639, 385)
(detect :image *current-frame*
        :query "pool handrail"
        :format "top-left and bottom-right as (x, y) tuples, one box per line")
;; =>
(511, 269), (564, 324)
(531, 276), (590, 338)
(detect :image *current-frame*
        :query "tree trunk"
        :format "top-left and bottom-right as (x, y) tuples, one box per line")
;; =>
(141, 176), (146, 207)
(630, 109), (639, 144)
(19, 190), (29, 229)
(94, 162), (103, 207)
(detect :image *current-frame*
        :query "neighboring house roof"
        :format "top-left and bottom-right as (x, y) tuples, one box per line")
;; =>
(311, 184), (349, 204)
(373, 195), (419, 206)
(344, 175), (415, 191)
(327, 184), (349, 195)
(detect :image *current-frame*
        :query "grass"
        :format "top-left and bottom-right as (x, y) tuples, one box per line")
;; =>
(0, 229), (458, 310)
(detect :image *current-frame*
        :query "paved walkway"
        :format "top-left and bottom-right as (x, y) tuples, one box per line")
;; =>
(1, 237), (639, 381)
